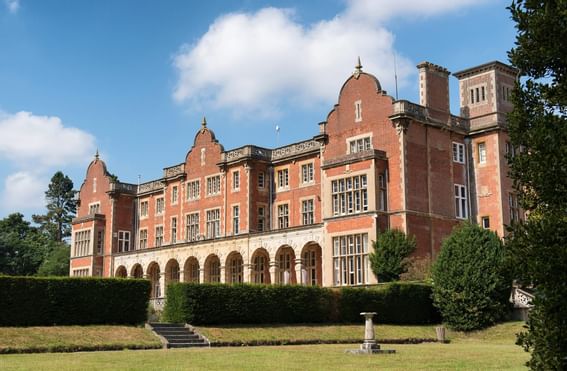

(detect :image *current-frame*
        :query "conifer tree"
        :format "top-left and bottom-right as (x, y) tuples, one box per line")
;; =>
(507, 1), (567, 368)
(32, 171), (77, 242)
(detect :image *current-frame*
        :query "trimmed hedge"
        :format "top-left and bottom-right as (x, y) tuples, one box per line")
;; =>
(163, 282), (439, 325)
(0, 276), (150, 326)
(339, 282), (441, 324)
(164, 284), (335, 325)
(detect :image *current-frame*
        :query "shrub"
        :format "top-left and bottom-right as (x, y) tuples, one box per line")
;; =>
(338, 283), (440, 324)
(163, 282), (439, 325)
(369, 229), (416, 282)
(163, 283), (334, 325)
(432, 222), (511, 331)
(0, 276), (150, 326)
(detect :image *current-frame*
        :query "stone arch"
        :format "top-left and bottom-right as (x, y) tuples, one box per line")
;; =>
(301, 242), (322, 286)
(131, 263), (144, 279)
(147, 261), (161, 298)
(204, 254), (221, 283)
(115, 265), (127, 278)
(275, 245), (296, 284)
(225, 251), (243, 284)
(183, 256), (200, 283)
(251, 247), (270, 284)
(165, 258), (180, 288)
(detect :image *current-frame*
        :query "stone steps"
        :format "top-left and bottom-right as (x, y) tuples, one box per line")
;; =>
(149, 322), (209, 348)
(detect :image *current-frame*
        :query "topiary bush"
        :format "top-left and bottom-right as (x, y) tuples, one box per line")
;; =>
(369, 229), (416, 282)
(0, 276), (150, 326)
(431, 222), (511, 331)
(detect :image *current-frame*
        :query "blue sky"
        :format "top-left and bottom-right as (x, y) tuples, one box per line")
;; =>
(0, 0), (516, 218)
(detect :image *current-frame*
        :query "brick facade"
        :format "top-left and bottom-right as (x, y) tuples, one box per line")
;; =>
(70, 60), (520, 297)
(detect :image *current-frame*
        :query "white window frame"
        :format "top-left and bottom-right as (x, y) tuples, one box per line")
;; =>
(155, 197), (165, 215)
(277, 168), (289, 190)
(171, 216), (177, 244)
(186, 179), (200, 201)
(452, 142), (465, 164)
(154, 225), (163, 247)
(186, 212), (200, 242)
(171, 185), (178, 205)
(331, 174), (368, 216)
(232, 205), (240, 235)
(481, 216), (490, 229)
(206, 175), (221, 196)
(277, 203), (289, 229)
(301, 162), (314, 184)
(478, 142), (487, 164)
(118, 230), (131, 252)
(257, 205), (266, 232)
(454, 184), (468, 219)
(73, 228), (91, 257)
(206, 208), (221, 239)
(258, 171), (265, 189)
(332, 233), (369, 286)
(140, 200), (149, 218)
(232, 171), (240, 191)
(301, 199), (314, 225)
(139, 228), (148, 249)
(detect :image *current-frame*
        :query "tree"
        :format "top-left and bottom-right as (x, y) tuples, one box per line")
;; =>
(37, 242), (70, 276)
(369, 229), (416, 282)
(33, 171), (77, 242)
(0, 213), (50, 276)
(507, 1), (567, 368)
(431, 222), (510, 331)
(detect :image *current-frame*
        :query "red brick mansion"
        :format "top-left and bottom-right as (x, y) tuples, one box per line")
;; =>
(71, 60), (520, 300)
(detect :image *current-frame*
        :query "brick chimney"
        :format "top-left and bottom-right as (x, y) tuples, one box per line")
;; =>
(417, 62), (450, 119)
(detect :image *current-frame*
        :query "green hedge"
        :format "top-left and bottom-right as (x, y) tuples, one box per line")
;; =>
(164, 284), (335, 325)
(339, 282), (441, 324)
(163, 282), (438, 325)
(0, 276), (150, 326)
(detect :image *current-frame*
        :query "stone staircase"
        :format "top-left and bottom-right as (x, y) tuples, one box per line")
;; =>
(148, 323), (209, 348)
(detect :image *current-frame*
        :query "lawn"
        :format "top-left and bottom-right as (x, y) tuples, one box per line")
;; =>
(0, 326), (162, 353)
(0, 322), (529, 370)
(197, 323), (439, 345)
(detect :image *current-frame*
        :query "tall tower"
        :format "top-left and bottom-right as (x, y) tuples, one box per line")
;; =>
(454, 61), (519, 236)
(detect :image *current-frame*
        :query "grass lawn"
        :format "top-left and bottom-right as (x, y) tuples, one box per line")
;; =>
(197, 323), (438, 344)
(0, 322), (529, 370)
(0, 326), (162, 353)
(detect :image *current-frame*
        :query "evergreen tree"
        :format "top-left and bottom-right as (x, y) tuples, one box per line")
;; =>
(432, 222), (510, 331)
(37, 242), (70, 276)
(32, 171), (77, 242)
(369, 229), (416, 282)
(507, 1), (567, 368)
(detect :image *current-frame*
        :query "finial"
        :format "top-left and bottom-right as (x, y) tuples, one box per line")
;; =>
(354, 56), (363, 79)
(201, 116), (207, 129)
(95, 149), (99, 160)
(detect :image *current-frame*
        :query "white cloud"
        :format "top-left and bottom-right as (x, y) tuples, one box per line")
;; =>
(2, 172), (46, 211)
(0, 111), (96, 213)
(0, 111), (96, 167)
(173, 1), (485, 118)
(4, 0), (20, 14)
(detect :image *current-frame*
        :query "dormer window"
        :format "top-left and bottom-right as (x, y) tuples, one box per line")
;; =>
(354, 100), (362, 122)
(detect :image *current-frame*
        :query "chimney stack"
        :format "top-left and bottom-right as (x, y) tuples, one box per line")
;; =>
(417, 62), (450, 119)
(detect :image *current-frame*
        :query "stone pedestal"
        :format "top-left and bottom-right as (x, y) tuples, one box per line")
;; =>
(345, 312), (395, 355)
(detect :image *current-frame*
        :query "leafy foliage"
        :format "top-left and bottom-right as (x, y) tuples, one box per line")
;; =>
(32, 171), (77, 242)
(0, 213), (51, 276)
(163, 282), (439, 325)
(432, 223), (510, 331)
(0, 276), (150, 326)
(369, 229), (416, 282)
(37, 243), (70, 276)
(507, 1), (567, 369)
